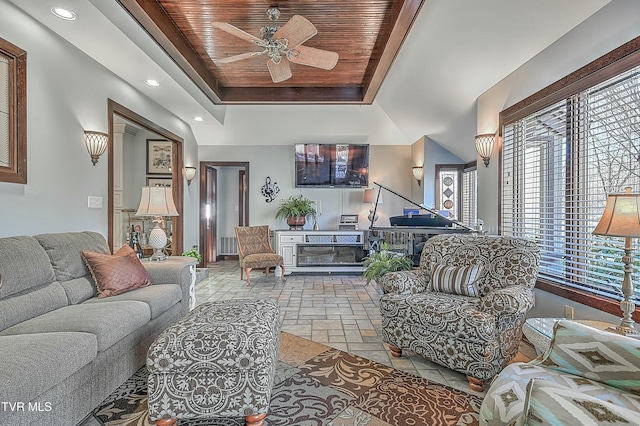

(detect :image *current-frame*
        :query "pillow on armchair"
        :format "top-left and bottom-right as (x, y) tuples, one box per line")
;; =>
(82, 245), (152, 298)
(429, 263), (484, 297)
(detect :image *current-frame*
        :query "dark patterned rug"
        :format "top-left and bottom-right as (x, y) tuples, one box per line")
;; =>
(92, 333), (482, 425)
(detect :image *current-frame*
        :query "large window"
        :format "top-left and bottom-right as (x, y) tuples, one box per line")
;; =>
(501, 40), (640, 313)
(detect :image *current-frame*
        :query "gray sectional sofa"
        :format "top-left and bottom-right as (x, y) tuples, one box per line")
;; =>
(0, 231), (192, 426)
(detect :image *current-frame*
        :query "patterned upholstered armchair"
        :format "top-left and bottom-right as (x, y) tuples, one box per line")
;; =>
(480, 320), (640, 425)
(379, 234), (540, 391)
(234, 225), (284, 285)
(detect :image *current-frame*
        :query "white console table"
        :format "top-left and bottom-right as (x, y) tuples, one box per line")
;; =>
(274, 230), (365, 275)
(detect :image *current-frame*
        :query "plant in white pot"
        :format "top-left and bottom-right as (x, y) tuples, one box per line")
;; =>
(275, 195), (317, 230)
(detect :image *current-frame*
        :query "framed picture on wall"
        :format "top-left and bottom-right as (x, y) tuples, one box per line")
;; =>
(147, 177), (172, 188)
(147, 139), (172, 174)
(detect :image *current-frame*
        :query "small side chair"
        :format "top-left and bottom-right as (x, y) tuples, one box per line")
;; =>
(234, 225), (285, 285)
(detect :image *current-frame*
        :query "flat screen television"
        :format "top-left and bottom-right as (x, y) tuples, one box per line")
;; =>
(295, 144), (369, 187)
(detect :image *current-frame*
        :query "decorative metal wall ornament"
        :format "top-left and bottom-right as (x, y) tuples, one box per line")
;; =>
(261, 176), (280, 202)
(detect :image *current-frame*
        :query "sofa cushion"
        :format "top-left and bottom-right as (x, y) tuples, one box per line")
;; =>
(82, 246), (152, 298)
(430, 263), (483, 297)
(479, 362), (640, 426)
(59, 276), (97, 305)
(0, 236), (57, 298)
(83, 284), (182, 319)
(0, 301), (151, 352)
(0, 332), (97, 403)
(34, 231), (110, 282)
(518, 378), (640, 426)
(0, 282), (69, 332)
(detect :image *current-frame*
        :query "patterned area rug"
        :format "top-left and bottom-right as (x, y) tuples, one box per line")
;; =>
(92, 333), (482, 425)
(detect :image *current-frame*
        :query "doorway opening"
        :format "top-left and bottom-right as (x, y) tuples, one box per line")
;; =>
(199, 161), (249, 266)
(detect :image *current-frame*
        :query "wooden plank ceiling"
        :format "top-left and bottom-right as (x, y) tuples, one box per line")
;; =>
(116, 0), (424, 104)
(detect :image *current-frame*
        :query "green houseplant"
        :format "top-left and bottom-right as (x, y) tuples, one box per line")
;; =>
(181, 247), (202, 263)
(362, 243), (413, 286)
(275, 195), (317, 229)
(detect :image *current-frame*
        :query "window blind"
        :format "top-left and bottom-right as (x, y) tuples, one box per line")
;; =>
(462, 165), (477, 227)
(502, 65), (640, 303)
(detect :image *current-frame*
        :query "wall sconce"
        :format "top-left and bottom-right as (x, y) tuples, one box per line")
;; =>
(184, 166), (197, 186)
(84, 131), (108, 166)
(475, 133), (496, 167)
(412, 166), (424, 186)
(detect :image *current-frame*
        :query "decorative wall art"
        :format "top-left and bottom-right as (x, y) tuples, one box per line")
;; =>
(261, 176), (280, 203)
(147, 139), (172, 174)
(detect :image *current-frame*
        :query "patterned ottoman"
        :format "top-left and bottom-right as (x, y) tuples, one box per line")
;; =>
(147, 299), (281, 426)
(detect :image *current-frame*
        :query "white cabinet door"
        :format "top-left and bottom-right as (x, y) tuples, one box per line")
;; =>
(281, 244), (295, 269)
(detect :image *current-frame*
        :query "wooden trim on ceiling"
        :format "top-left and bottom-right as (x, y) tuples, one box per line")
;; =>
(362, 0), (424, 104)
(114, 0), (425, 104)
(116, 0), (222, 104)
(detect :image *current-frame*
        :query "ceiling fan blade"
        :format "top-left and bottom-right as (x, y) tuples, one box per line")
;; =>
(212, 22), (262, 44)
(267, 59), (292, 83)
(214, 51), (262, 64)
(289, 45), (339, 70)
(274, 15), (317, 49)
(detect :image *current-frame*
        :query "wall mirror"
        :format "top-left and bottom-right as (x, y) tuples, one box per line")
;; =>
(107, 99), (184, 255)
(0, 37), (27, 184)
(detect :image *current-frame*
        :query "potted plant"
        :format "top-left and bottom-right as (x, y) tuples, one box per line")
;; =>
(362, 243), (413, 287)
(181, 247), (202, 263)
(275, 195), (317, 230)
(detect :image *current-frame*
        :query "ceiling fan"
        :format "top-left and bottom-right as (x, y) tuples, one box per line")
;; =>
(212, 7), (339, 83)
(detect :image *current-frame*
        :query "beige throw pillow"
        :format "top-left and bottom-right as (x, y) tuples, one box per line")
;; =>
(82, 245), (152, 298)
(430, 263), (483, 297)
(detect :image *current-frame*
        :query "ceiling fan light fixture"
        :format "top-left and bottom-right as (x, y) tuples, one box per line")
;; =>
(266, 7), (281, 22)
(212, 9), (338, 84)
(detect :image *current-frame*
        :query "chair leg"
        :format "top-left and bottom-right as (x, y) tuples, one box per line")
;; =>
(466, 375), (486, 392)
(280, 265), (285, 281)
(240, 268), (243, 280)
(265, 267), (269, 278)
(389, 345), (402, 357)
(245, 267), (252, 285)
(246, 413), (266, 426)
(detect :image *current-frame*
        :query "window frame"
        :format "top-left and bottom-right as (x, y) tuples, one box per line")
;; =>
(498, 36), (640, 322)
(0, 37), (27, 184)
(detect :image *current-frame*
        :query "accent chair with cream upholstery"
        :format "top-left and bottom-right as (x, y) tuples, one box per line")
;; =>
(379, 234), (540, 391)
(234, 225), (284, 285)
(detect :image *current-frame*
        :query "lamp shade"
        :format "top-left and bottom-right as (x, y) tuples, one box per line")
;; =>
(84, 131), (108, 166)
(412, 166), (424, 181)
(593, 187), (640, 238)
(363, 188), (383, 204)
(184, 166), (197, 184)
(475, 133), (495, 167)
(136, 187), (179, 217)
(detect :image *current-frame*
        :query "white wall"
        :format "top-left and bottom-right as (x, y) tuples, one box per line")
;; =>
(475, 0), (640, 321)
(198, 144), (412, 232)
(0, 2), (199, 250)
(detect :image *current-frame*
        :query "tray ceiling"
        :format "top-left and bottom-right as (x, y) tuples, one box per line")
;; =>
(116, 0), (424, 104)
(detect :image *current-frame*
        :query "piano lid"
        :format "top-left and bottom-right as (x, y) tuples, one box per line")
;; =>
(370, 182), (473, 231)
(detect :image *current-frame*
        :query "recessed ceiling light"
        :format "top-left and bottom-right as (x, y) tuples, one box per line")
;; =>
(193, 116), (204, 122)
(50, 6), (77, 21)
(145, 79), (160, 87)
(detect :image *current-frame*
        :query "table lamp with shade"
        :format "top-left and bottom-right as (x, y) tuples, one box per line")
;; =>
(593, 186), (640, 335)
(136, 186), (179, 261)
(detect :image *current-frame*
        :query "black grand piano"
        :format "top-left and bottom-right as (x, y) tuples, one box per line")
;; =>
(368, 182), (473, 265)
